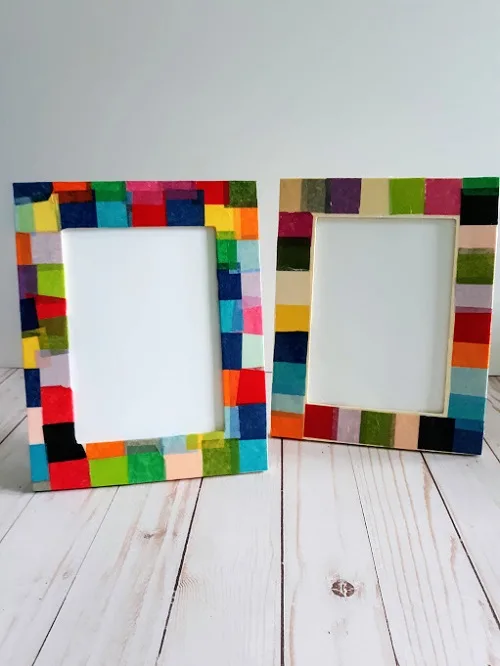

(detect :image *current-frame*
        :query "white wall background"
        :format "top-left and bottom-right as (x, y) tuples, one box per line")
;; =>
(1, 0), (500, 372)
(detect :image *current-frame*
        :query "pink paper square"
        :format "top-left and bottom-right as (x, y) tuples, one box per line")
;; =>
(244, 306), (263, 334)
(27, 408), (44, 444)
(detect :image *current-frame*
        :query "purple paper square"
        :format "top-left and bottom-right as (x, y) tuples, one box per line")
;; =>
(18, 265), (37, 298)
(327, 178), (362, 214)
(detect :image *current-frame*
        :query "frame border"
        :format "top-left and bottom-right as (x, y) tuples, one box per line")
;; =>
(14, 180), (267, 490)
(271, 177), (498, 454)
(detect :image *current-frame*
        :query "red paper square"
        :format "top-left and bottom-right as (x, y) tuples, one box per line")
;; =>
(35, 296), (66, 319)
(236, 369), (266, 405)
(41, 386), (74, 424)
(304, 404), (338, 441)
(49, 459), (90, 490)
(195, 181), (229, 205)
(131, 204), (166, 227)
(454, 312), (492, 344)
(424, 179), (462, 215)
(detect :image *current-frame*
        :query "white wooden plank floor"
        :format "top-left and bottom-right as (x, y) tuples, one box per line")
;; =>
(1, 369), (500, 666)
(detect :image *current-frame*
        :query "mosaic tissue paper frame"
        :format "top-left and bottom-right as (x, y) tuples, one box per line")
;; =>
(14, 180), (267, 491)
(271, 177), (498, 454)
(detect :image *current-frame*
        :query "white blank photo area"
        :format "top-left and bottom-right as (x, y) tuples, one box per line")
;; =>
(62, 227), (224, 444)
(307, 217), (456, 414)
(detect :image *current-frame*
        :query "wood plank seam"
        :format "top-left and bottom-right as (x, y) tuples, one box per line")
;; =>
(421, 452), (500, 631)
(349, 447), (403, 664)
(0, 415), (26, 448)
(155, 478), (204, 663)
(0, 369), (16, 386)
(31, 487), (120, 664)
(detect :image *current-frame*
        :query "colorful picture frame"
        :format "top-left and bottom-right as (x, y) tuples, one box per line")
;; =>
(271, 177), (497, 454)
(14, 180), (267, 491)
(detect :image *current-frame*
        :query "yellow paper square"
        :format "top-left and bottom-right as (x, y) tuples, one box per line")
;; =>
(275, 305), (310, 332)
(33, 195), (61, 232)
(23, 336), (40, 369)
(205, 205), (235, 233)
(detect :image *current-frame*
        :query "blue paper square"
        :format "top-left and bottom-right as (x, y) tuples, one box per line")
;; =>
(30, 444), (49, 482)
(239, 404), (267, 439)
(96, 201), (129, 228)
(219, 300), (243, 333)
(239, 439), (268, 472)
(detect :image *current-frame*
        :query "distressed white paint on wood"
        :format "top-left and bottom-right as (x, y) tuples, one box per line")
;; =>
(35, 478), (200, 666)
(282, 439), (396, 665)
(486, 378), (500, 460)
(0, 486), (116, 666)
(158, 439), (281, 666)
(0, 419), (32, 541)
(350, 446), (500, 666)
(0, 370), (25, 443)
(424, 444), (500, 625)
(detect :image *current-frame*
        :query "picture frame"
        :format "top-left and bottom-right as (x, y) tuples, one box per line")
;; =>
(14, 180), (267, 491)
(271, 177), (497, 454)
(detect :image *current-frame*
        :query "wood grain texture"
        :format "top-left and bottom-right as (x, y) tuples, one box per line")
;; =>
(424, 443), (500, 626)
(0, 419), (32, 541)
(0, 486), (116, 666)
(486, 377), (500, 459)
(0, 369), (15, 386)
(0, 370), (25, 444)
(282, 439), (396, 665)
(34, 478), (200, 666)
(157, 438), (281, 666)
(350, 446), (500, 666)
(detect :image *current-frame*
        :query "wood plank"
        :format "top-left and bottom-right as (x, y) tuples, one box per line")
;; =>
(351, 446), (500, 666)
(0, 369), (15, 385)
(0, 419), (32, 541)
(282, 439), (396, 665)
(34, 478), (201, 666)
(157, 439), (281, 666)
(0, 370), (26, 444)
(0, 485), (116, 666)
(424, 444), (500, 625)
(486, 377), (500, 459)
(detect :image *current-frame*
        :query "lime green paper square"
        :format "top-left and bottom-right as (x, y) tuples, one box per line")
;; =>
(389, 178), (425, 214)
(90, 457), (128, 486)
(37, 264), (65, 298)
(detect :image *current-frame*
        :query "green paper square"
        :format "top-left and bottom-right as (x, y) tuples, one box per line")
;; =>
(228, 181), (257, 208)
(360, 411), (395, 447)
(277, 238), (310, 271)
(186, 434), (200, 450)
(128, 451), (165, 484)
(91, 181), (127, 201)
(301, 179), (326, 213)
(40, 316), (68, 350)
(217, 238), (238, 267)
(456, 251), (495, 285)
(217, 231), (236, 240)
(90, 457), (128, 486)
(389, 179), (425, 214)
(37, 264), (65, 298)
(16, 204), (35, 232)
(463, 177), (499, 194)
(203, 438), (239, 476)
